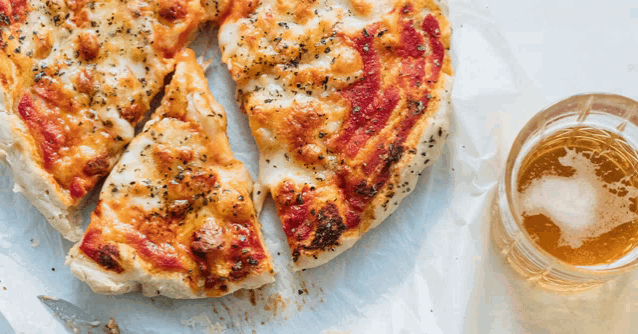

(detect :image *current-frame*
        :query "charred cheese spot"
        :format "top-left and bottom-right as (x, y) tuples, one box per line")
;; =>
(83, 155), (110, 176)
(190, 219), (226, 289)
(274, 182), (348, 261)
(33, 30), (53, 58)
(77, 32), (100, 61)
(349, 0), (372, 16)
(308, 203), (345, 250)
(76, 68), (95, 95)
(159, 0), (188, 21)
(283, 102), (326, 163)
(64, 0), (87, 11)
(96, 244), (122, 272)
(120, 102), (145, 123)
(79, 229), (124, 273)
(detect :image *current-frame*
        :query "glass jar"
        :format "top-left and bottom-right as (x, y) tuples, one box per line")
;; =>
(491, 93), (638, 291)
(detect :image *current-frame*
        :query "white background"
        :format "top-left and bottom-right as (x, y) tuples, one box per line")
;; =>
(0, 0), (637, 333)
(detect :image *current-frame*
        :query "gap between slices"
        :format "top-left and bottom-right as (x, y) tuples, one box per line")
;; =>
(66, 50), (274, 298)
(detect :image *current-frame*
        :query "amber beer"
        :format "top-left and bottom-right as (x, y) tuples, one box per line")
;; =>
(492, 94), (638, 291)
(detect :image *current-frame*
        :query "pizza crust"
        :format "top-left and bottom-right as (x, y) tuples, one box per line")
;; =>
(0, 105), (84, 241)
(66, 242), (274, 298)
(294, 74), (454, 270)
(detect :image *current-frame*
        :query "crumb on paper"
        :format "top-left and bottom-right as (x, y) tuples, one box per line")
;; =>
(30, 239), (40, 247)
(12, 183), (23, 193)
(104, 317), (120, 334)
(263, 294), (287, 316)
(249, 290), (257, 306)
(321, 331), (351, 334)
(64, 318), (84, 334)
(196, 56), (213, 72)
(181, 313), (225, 334)
(232, 289), (245, 299)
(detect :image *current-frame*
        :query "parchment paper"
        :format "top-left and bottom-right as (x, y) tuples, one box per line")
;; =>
(1, 0), (637, 333)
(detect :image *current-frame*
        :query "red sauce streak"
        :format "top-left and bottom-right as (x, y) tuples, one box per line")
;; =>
(17, 94), (64, 170)
(11, 0), (28, 20)
(292, 212), (313, 241)
(398, 96), (431, 142)
(126, 232), (183, 270)
(229, 222), (267, 279)
(229, 223), (266, 260)
(276, 182), (313, 242)
(343, 97), (433, 229)
(283, 205), (310, 239)
(341, 88), (400, 158)
(337, 14), (445, 229)
(333, 25), (402, 158)
(0, 0), (29, 24)
(397, 20), (426, 58)
(34, 84), (69, 109)
(345, 210), (360, 229)
(401, 3), (414, 14)
(400, 57), (426, 89)
(0, 2), (9, 20)
(397, 21), (426, 88)
(357, 93), (431, 199)
(79, 229), (101, 260)
(69, 177), (87, 199)
(422, 14), (445, 83)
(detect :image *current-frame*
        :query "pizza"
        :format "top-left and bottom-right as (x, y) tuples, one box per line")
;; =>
(219, 0), (452, 269)
(66, 50), (274, 298)
(0, 0), (228, 240)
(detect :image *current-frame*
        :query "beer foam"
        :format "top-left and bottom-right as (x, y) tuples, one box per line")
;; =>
(519, 148), (638, 248)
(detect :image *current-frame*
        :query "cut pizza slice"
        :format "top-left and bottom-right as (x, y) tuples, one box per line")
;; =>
(66, 50), (274, 298)
(0, 0), (229, 240)
(219, 0), (453, 269)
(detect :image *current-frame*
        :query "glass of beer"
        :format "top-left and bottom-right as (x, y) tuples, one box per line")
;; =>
(492, 93), (638, 291)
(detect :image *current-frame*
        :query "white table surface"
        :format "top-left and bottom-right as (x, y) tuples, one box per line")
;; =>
(460, 1), (638, 333)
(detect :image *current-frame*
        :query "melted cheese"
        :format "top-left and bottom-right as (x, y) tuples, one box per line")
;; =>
(0, 0), (231, 206)
(219, 0), (453, 268)
(74, 51), (273, 296)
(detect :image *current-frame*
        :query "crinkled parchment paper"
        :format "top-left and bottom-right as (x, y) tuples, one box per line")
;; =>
(1, 0), (637, 332)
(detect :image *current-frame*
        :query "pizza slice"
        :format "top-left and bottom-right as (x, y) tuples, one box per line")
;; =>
(219, 0), (453, 269)
(66, 50), (274, 298)
(0, 0), (228, 240)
